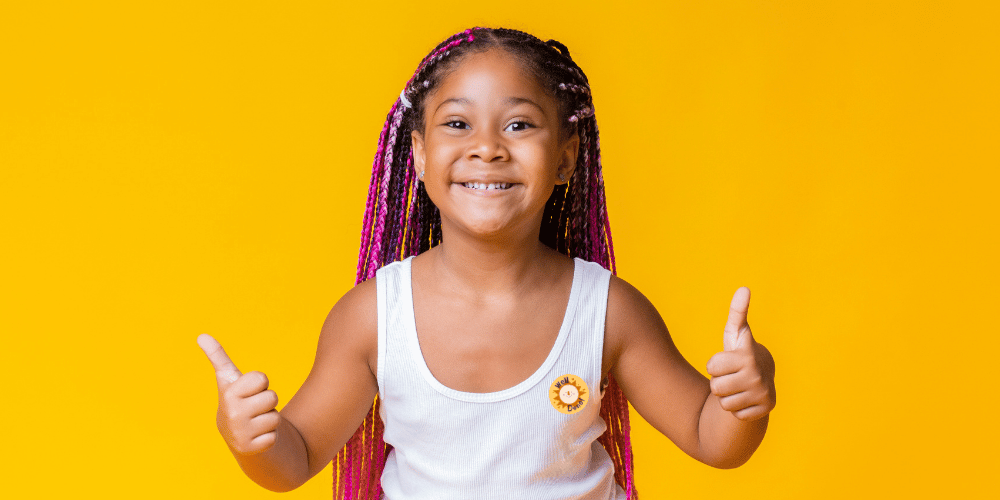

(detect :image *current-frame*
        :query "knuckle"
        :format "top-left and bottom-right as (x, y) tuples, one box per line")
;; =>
(251, 432), (277, 453)
(261, 432), (277, 448)
(263, 410), (281, 431)
(249, 371), (269, 387)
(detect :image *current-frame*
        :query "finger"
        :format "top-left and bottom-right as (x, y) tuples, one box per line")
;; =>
(709, 373), (746, 397)
(197, 333), (242, 387)
(718, 391), (755, 413)
(706, 351), (744, 377)
(242, 388), (279, 416)
(246, 431), (277, 455)
(230, 371), (271, 399)
(733, 405), (769, 422)
(249, 409), (282, 435)
(723, 287), (751, 351)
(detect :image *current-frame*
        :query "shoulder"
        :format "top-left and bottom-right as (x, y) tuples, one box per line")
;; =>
(606, 274), (662, 331)
(604, 274), (670, 368)
(318, 275), (378, 374)
(328, 275), (378, 326)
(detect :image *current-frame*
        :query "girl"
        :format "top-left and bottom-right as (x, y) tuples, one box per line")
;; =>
(198, 27), (776, 499)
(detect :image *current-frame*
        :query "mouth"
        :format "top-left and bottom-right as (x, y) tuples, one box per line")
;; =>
(459, 182), (514, 191)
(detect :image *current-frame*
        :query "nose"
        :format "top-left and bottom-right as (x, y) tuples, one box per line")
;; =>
(466, 128), (509, 163)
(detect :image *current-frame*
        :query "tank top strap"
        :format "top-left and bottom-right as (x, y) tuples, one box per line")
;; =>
(559, 258), (613, 399)
(375, 257), (413, 391)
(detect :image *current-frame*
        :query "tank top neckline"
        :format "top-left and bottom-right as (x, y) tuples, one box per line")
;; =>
(398, 256), (584, 403)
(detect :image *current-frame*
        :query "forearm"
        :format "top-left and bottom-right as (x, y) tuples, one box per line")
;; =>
(696, 393), (768, 469)
(230, 413), (310, 492)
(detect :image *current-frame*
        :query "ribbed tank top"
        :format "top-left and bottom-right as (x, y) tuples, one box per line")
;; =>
(375, 257), (628, 499)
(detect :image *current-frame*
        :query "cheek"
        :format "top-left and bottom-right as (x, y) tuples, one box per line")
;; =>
(516, 142), (562, 169)
(424, 139), (462, 167)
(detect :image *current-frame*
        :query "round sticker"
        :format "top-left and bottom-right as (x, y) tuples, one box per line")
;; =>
(549, 374), (589, 414)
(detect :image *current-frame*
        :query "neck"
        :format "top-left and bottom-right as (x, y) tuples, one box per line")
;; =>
(422, 222), (560, 297)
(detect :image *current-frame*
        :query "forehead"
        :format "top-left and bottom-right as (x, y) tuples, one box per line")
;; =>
(428, 49), (554, 110)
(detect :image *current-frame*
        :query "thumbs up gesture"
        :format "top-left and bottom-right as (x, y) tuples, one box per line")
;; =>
(706, 287), (776, 421)
(197, 333), (281, 455)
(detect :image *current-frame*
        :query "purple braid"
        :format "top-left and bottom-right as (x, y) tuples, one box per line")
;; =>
(355, 117), (391, 280)
(368, 104), (405, 272)
(588, 128), (601, 261)
(392, 158), (414, 258)
(382, 145), (409, 260)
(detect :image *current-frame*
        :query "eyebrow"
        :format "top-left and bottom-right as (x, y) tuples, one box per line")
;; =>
(434, 96), (545, 114)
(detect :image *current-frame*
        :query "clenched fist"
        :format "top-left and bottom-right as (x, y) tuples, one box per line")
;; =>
(198, 333), (281, 455)
(706, 287), (776, 421)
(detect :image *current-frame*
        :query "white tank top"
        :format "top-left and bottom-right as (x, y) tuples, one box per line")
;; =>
(376, 257), (628, 499)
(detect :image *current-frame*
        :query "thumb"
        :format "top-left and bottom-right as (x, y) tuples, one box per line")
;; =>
(197, 333), (242, 389)
(723, 287), (751, 351)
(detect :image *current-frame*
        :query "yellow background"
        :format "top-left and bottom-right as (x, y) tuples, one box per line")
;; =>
(2, 1), (997, 498)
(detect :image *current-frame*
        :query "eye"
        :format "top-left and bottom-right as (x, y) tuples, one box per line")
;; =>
(444, 120), (469, 129)
(504, 121), (534, 132)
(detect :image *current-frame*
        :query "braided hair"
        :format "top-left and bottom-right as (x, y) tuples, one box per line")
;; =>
(340, 27), (634, 499)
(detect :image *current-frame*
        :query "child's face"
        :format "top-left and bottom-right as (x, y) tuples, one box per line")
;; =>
(411, 49), (579, 241)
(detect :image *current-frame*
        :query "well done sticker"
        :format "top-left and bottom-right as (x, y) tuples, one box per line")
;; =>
(549, 374), (589, 414)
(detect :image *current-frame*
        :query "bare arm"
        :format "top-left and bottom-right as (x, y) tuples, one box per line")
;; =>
(695, 393), (769, 468)
(607, 278), (775, 468)
(198, 279), (379, 491)
(279, 278), (380, 482)
(227, 412), (312, 491)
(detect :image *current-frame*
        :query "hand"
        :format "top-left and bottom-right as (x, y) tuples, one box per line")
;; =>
(197, 333), (281, 455)
(706, 287), (776, 421)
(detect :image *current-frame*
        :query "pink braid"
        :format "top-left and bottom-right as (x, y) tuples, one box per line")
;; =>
(342, 438), (352, 499)
(365, 410), (378, 496)
(350, 429), (361, 499)
(369, 103), (405, 273)
(620, 390), (636, 498)
(356, 112), (392, 282)
(373, 398), (388, 499)
(588, 154), (601, 261)
(602, 189), (617, 274)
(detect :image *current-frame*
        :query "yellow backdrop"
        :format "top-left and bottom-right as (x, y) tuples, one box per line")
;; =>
(2, 1), (997, 498)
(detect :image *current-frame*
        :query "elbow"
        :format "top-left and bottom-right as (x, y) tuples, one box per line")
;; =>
(703, 453), (753, 470)
(696, 439), (759, 469)
(256, 480), (301, 494)
(250, 473), (305, 493)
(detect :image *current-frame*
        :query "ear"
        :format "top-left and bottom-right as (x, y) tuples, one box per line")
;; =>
(556, 132), (579, 185)
(411, 130), (426, 178)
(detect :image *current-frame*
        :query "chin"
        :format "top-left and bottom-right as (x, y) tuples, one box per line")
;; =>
(460, 218), (517, 239)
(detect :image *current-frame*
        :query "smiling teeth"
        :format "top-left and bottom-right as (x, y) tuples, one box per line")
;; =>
(463, 182), (512, 190)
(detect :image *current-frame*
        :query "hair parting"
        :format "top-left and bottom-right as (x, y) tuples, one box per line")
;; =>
(338, 27), (634, 499)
